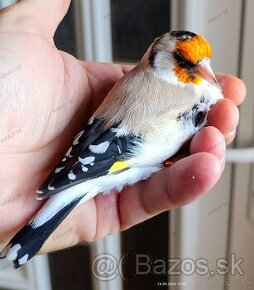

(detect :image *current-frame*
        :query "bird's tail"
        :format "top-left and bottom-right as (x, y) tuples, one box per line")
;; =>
(0, 194), (84, 269)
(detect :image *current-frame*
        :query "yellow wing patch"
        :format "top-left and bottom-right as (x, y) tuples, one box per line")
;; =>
(108, 161), (129, 174)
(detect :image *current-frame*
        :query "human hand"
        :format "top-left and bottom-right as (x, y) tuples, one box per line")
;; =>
(0, 0), (245, 254)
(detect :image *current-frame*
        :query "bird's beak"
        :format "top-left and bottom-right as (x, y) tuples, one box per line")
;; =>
(195, 59), (218, 86)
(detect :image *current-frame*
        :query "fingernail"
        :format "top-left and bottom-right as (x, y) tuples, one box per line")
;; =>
(225, 130), (236, 145)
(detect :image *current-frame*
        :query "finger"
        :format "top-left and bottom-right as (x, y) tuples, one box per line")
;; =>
(190, 126), (225, 162)
(40, 198), (97, 254)
(117, 63), (135, 74)
(0, 0), (71, 38)
(208, 98), (239, 143)
(81, 62), (135, 110)
(119, 153), (221, 229)
(190, 126), (225, 170)
(216, 73), (246, 106)
(92, 191), (121, 239)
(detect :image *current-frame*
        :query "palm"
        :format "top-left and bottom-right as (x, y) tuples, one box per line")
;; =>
(0, 27), (132, 250)
(1, 32), (88, 151)
(0, 0), (245, 254)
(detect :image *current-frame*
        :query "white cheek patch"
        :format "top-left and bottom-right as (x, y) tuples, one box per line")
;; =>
(89, 141), (110, 154)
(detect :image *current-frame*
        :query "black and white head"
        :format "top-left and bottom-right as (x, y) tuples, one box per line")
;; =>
(143, 31), (217, 87)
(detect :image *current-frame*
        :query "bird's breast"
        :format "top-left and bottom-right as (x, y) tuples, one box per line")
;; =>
(129, 95), (213, 167)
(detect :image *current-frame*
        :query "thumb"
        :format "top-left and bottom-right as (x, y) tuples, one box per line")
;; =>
(0, 0), (71, 39)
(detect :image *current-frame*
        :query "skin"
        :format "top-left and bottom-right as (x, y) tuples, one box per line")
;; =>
(0, 0), (246, 254)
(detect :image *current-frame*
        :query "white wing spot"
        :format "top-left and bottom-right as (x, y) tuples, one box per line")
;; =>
(55, 167), (64, 173)
(68, 171), (76, 180)
(6, 244), (21, 261)
(81, 165), (88, 172)
(65, 147), (72, 157)
(78, 156), (95, 165)
(110, 128), (118, 133)
(73, 131), (84, 145)
(88, 118), (94, 125)
(48, 185), (55, 191)
(110, 126), (127, 137)
(117, 145), (122, 154)
(89, 141), (110, 154)
(62, 157), (67, 162)
(18, 254), (29, 265)
(90, 162), (94, 166)
(36, 190), (43, 194)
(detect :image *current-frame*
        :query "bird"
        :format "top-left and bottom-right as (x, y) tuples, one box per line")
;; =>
(0, 30), (223, 268)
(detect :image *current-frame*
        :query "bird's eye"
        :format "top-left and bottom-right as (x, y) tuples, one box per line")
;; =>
(173, 51), (196, 70)
(173, 52), (185, 64)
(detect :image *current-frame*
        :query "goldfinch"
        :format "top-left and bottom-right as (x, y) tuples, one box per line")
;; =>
(0, 31), (223, 268)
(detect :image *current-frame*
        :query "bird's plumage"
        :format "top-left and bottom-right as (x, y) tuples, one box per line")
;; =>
(0, 31), (223, 268)
(36, 118), (141, 199)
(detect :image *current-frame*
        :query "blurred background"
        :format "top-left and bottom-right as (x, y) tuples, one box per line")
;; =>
(0, 0), (253, 290)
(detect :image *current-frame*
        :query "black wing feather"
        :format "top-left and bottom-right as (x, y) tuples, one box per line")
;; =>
(37, 118), (140, 199)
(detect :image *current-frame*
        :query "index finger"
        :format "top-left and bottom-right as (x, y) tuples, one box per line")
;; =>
(216, 73), (246, 106)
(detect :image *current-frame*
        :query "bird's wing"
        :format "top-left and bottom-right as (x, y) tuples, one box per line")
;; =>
(36, 117), (141, 199)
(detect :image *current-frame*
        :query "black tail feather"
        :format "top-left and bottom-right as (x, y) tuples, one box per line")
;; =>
(0, 196), (83, 269)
